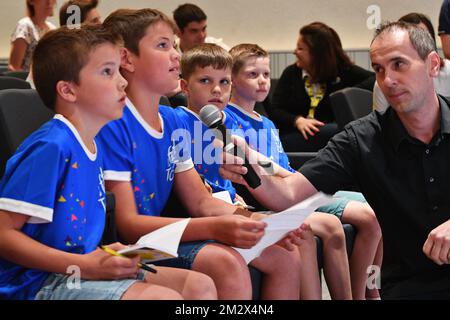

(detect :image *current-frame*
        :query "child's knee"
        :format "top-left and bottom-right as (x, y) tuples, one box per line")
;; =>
(185, 273), (218, 300)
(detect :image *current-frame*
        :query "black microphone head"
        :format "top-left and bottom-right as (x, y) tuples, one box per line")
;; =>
(199, 104), (222, 128)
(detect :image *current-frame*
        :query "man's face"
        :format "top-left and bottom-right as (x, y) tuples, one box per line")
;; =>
(179, 20), (207, 52)
(370, 29), (439, 114)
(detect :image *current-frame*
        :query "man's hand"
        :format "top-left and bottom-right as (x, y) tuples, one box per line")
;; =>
(423, 219), (450, 265)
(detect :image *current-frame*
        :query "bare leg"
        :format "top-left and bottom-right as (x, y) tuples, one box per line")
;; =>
(143, 266), (217, 299)
(192, 243), (252, 299)
(306, 212), (352, 300)
(366, 238), (383, 299)
(341, 201), (382, 300)
(298, 226), (322, 300)
(251, 244), (301, 300)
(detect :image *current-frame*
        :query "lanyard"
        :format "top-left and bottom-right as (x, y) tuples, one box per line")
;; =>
(304, 76), (326, 119)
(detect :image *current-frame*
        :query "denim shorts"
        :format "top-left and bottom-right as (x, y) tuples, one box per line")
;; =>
(153, 240), (213, 269)
(316, 191), (367, 220)
(35, 270), (147, 300)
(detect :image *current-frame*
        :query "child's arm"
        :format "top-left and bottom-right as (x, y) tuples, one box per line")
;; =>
(107, 180), (266, 248)
(0, 210), (140, 280)
(173, 168), (238, 217)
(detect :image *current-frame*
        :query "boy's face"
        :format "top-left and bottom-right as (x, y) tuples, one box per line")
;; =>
(232, 56), (270, 103)
(131, 21), (180, 95)
(182, 65), (232, 112)
(179, 20), (207, 52)
(72, 43), (127, 122)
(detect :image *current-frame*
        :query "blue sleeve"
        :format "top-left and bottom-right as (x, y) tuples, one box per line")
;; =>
(0, 141), (66, 221)
(439, 0), (450, 34)
(97, 121), (134, 181)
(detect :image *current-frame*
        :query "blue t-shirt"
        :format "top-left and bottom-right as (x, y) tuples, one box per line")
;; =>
(173, 106), (236, 200)
(0, 115), (106, 300)
(97, 99), (193, 216)
(226, 103), (295, 173)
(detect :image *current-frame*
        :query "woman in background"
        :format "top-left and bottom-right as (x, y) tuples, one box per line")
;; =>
(268, 22), (374, 152)
(8, 0), (56, 72)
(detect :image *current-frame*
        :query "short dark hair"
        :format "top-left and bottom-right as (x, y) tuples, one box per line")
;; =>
(300, 22), (353, 83)
(229, 43), (268, 76)
(373, 21), (436, 61)
(173, 3), (207, 31)
(59, 0), (99, 26)
(181, 43), (232, 81)
(32, 25), (120, 110)
(103, 8), (177, 56)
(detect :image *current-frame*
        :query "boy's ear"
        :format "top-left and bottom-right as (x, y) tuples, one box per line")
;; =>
(180, 78), (189, 94)
(56, 80), (77, 103)
(120, 47), (135, 73)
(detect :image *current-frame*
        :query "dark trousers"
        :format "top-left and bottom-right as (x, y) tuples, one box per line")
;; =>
(280, 122), (340, 152)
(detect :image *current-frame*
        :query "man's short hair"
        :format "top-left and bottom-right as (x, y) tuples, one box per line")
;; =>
(181, 43), (232, 81)
(103, 8), (177, 56)
(32, 25), (120, 110)
(229, 43), (269, 76)
(173, 3), (207, 31)
(59, 0), (99, 26)
(373, 21), (436, 61)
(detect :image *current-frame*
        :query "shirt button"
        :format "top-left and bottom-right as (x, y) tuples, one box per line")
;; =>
(429, 177), (435, 183)
(425, 149), (430, 155)
(432, 206), (439, 212)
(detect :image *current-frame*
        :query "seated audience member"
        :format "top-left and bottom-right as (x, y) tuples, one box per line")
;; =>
(221, 22), (450, 300)
(227, 43), (381, 299)
(373, 12), (450, 111)
(98, 8), (305, 300)
(8, 0), (57, 72)
(0, 25), (216, 300)
(59, 0), (102, 27)
(173, 3), (229, 53)
(267, 22), (374, 152)
(438, 0), (450, 60)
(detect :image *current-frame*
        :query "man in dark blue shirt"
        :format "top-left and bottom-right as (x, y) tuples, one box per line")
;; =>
(220, 21), (450, 299)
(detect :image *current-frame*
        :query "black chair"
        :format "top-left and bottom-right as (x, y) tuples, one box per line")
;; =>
(330, 87), (373, 130)
(2, 70), (29, 80)
(0, 89), (117, 244)
(286, 152), (318, 171)
(0, 89), (53, 176)
(159, 95), (171, 106)
(0, 76), (31, 90)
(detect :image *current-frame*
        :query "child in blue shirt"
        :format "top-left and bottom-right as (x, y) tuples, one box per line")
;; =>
(175, 43), (319, 299)
(227, 43), (382, 299)
(97, 9), (305, 300)
(0, 25), (215, 300)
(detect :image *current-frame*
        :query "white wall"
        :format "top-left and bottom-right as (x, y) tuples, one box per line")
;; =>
(0, 0), (444, 59)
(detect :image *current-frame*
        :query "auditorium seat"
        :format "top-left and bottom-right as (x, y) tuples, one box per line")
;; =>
(330, 87), (373, 129)
(0, 76), (31, 90)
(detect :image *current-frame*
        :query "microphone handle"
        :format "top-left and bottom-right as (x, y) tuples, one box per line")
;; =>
(225, 143), (261, 189)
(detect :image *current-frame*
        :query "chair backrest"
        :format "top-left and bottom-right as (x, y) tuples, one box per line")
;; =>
(330, 87), (373, 129)
(0, 89), (54, 176)
(0, 76), (31, 90)
(262, 78), (279, 118)
(2, 70), (29, 80)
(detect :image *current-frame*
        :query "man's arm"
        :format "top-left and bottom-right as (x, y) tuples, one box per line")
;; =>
(219, 136), (318, 212)
(440, 35), (450, 60)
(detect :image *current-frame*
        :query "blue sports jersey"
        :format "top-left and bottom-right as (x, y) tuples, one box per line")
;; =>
(174, 106), (236, 200)
(97, 99), (193, 216)
(226, 103), (295, 173)
(0, 115), (106, 300)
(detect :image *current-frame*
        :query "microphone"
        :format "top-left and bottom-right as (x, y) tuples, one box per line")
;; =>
(199, 104), (261, 189)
